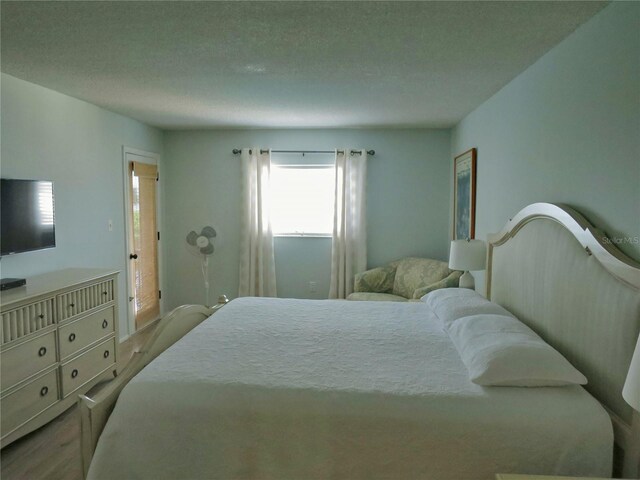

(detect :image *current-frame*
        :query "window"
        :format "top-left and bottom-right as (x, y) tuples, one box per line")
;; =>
(271, 164), (335, 236)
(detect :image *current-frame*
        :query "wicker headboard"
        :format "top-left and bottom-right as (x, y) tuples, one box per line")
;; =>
(486, 203), (640, 478)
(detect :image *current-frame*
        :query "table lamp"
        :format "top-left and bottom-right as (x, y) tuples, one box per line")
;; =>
(449, 239), (486, 290)
(623, 334), (640, 412)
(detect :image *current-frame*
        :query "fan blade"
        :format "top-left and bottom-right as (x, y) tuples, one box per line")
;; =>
(201, 226), (217, 238)
(200, 244), (214, 255)
(186, 231), (199, 246)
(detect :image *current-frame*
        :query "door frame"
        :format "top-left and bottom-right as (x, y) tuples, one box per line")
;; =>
(122, 146), (163, 338)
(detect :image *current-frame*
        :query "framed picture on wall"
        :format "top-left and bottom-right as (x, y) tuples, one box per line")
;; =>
(453, 148), (477, 240)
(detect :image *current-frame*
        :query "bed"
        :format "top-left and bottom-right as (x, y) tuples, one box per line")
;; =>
(80, 203), (640, 479)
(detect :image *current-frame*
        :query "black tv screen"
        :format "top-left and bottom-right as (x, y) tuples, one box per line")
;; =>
(1, 179), (56, 256)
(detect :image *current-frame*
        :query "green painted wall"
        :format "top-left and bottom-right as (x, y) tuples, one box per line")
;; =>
(0, 74), (164, 338)
(162, 129), (451, 307)
(451, 2), (640, 293)
(7, 2), (633, 322)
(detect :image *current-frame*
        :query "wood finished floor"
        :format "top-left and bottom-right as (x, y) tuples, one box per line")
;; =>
(1, 322), (158, 480)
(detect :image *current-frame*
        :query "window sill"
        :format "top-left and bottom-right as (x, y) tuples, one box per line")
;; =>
(274, 233), (332, 238)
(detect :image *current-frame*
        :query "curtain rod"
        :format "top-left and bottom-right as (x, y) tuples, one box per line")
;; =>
(232, 149), (375, 156)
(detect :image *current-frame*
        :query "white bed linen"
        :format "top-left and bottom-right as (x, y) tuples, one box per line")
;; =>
(88, 298), (612, 480)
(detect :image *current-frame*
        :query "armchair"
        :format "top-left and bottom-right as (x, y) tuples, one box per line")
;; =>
(347, 257), (462, 302)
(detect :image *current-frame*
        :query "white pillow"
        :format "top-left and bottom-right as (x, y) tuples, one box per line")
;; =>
(447, 314), (587, 387)
(422, 288), (514, 327)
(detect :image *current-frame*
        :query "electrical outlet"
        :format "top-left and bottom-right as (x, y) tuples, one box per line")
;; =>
(108, 219), (113, 231)
(308, 281), (317, 293)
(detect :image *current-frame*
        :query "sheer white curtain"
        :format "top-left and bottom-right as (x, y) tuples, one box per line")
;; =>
(329, 149), (368, 299)
(238, 147), (277, 297)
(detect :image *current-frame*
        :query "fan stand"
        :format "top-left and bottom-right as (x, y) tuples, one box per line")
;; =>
(201, 256), (210, 307)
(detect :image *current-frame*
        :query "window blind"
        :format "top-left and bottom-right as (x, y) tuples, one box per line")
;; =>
(131, 161), (160, 327)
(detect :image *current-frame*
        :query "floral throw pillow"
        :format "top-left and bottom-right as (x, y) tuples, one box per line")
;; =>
(354, 266), (396, 293)
(393, 258), (451, 299)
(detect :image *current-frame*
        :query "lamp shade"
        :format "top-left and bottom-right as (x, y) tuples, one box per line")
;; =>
(449, 239), (486, 271)
(622, 334), (640, 411)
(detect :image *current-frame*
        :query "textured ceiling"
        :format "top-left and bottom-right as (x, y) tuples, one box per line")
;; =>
(1, 1), (607, 129)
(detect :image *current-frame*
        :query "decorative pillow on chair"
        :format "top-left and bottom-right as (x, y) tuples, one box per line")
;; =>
(354, 266), (396, 293)
(412, 271), (463, 299)
(393, 258), (451, 299)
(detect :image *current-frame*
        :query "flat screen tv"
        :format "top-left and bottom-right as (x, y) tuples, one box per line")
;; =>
(1, 179), (56, 256)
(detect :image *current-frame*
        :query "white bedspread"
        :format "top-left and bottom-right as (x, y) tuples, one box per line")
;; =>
(88, 297), (612, 480)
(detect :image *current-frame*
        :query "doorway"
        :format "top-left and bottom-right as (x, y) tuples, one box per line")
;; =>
(123, 147), (161, 333)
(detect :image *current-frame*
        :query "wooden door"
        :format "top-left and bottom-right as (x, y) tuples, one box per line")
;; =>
(127, 160), (160, 329)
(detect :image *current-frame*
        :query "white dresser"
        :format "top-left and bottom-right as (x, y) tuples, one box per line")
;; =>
(0, 268), (119, 447)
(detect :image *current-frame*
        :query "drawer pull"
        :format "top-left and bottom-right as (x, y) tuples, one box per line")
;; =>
(68, 303), (75, 308)
(38, 314), (45, 319)
(71, 369), (79, 378)
(40, 386), (49, 397)
(68, 333), (76, 342)
(102, 319), (109, 329)
(38, 347), (47, 357)
(102, 291), (108, 296)
(103, 350), (110, 359)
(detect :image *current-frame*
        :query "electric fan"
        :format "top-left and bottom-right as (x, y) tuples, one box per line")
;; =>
(186, 226), (217, 306)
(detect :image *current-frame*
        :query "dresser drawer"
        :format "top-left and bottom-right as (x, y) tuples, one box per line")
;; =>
(57, 279), (115, 321)
(1, 369), (59, 437)
(1, 331), (57, 391)
(61, 338), (116, 397)
(58, 307), (114, 360)
(1, 297), (55, 345)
